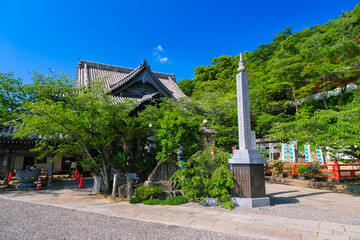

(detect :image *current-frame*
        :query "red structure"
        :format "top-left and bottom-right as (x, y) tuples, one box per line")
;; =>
(267, 161), (360, 180)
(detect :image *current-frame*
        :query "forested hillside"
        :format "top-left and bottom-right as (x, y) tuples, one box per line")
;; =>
(178, 3), (360, 157)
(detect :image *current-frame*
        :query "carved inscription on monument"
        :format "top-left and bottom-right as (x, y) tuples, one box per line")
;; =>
(237, 72), (252, 150)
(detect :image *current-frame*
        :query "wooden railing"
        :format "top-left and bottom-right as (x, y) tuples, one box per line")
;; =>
(267, 161), (360, 180)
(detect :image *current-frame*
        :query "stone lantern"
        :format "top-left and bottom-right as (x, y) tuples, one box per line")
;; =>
(198, 119), (218, 147)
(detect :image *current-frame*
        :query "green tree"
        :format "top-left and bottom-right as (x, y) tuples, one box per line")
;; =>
(171, 146), (235, 209)
(270, 90), (360, 159)
(13, 72), (148, 194)
(155, 107), (201, 162)
(177, 78), (196, 97)
(139, 98), (202, 162)
(0, 72), (32, 123)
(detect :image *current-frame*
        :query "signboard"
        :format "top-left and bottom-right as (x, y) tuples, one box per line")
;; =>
(282, 144), (287, 161)
(288, 144), (295, 162)
(2, 161), (7, 166)
(304, 145), (311, 162)
(316, 148), (324, 163)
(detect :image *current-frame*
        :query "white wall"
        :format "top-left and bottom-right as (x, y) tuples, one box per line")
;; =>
(13, 156), (24, 170)
(54, 156), (62, 171)
(35, 157), (48, 171)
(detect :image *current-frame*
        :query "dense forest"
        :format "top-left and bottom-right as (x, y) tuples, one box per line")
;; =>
(178, 3), (360, 158)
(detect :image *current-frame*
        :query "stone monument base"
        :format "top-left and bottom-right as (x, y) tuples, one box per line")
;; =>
(229, 149), (265, 164)
(201, 197), (270, 208)
(231, 197), (270, 208)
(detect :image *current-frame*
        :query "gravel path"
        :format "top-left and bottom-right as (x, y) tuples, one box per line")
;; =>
(0, 199), (259, 240)
(183, 196), (360, 226)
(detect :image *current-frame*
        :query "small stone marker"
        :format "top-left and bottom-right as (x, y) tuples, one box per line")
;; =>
(93, 175), (101, 194)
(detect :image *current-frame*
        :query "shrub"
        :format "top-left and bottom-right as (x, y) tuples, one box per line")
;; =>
(295, 162), (322, 178)
(307, 161), (322, 179)
(272, 160), (285, 175)
(134, 185), (165, 202)
(165, 195), (188, 205)
(286, 163), (293, 175)
(142, 198), (166, 205)
(264, 161), (271, 175)
(129, 196), (140, 204)
(295, 164), (308, 176)
(142, 196), (189, 205)
(171, 146), (234, 209)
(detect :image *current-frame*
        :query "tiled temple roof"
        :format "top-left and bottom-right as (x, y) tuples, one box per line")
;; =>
(77, 60), (186, 101)
(0, 119), (39, 143)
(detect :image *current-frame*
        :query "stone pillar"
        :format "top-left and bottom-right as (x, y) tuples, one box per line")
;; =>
(229, 53), (270, 208)
(112, 174), (118, 198)
(93, 175), (102, 194)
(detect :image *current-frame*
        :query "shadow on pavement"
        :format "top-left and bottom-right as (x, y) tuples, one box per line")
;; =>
(268, 191), (328, 206)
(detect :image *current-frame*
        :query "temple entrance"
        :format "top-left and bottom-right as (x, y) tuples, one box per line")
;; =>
(61, 157), (76, 171)
(23, 157), (35, 170)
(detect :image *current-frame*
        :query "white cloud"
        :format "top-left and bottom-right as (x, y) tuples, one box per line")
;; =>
(153, 45), (170, 64)
(156, 45), (163, 52)
(159, 57), (168, 63)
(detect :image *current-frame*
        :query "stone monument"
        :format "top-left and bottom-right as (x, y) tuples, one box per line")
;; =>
(15, 166), (41, 189)
(229, 53), (270, 208)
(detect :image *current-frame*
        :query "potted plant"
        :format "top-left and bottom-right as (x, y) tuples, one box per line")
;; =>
(295, 164), (308, 180)
(264, 161), (271, 176)
(295, 162), (322, 180)
(272, 160), (285, 178)
(307, 161), (322, 180)
(286, 164), (294, 178)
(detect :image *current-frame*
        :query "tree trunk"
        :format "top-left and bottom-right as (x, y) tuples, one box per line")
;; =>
(320, 91), (329, 110)
(291, 85), (299, 115)
(100, 158), (111, 194)
(339, 84), (347, 105)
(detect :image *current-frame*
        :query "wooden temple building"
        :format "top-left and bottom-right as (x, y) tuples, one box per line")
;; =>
(0, 60), (185, 178)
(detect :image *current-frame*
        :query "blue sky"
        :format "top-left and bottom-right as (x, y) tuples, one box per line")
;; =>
(0, 0), (358, 84)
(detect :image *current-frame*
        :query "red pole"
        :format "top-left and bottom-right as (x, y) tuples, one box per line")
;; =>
(333, 162), (340, 180)
(74, 169), (78, 181)
(292, 163), (297, 176)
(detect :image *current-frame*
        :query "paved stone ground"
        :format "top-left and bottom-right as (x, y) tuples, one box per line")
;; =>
(0, 200), (251, 240)
(0, 180), (359, 240)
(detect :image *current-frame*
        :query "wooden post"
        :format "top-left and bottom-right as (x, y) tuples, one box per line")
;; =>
(0, 147), (4, 172)
(125, 174), (133, 199)
(332, 162), (340, 180)
(4, 156), (12, 184)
